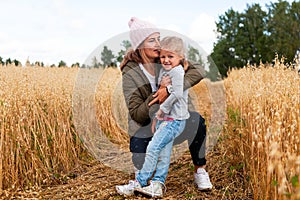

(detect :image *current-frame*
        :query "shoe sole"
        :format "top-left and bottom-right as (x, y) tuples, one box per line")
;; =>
(116, 186), (134, 196)
(198, 187), (212, 191)
(134, 188), (163, 198)
(194, 183), (213, 191)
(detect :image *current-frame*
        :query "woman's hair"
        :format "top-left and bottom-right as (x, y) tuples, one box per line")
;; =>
(160, 36), (188, 71)
(120, 46), (158, 71)
(119, 49), (142, 70)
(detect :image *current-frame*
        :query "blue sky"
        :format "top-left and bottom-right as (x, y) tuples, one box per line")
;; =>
(0, 0), (294, 66)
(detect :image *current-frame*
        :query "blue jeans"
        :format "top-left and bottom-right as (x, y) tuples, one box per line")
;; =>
(136, 119), (186, 186)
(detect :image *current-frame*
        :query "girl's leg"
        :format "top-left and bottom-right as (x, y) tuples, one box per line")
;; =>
(152, 120), (186, 183)
(136, 120), (183, 186)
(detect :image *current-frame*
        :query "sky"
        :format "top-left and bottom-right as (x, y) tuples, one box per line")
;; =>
(0, 0), (294, 66)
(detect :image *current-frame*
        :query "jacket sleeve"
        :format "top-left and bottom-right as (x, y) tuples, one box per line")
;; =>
(122, 66), (155, 125)
(183, 62), (206, 91)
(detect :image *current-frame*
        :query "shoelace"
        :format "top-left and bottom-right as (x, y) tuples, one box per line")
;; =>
(126, 180), (136, 190)
(149, 181), (167, 197)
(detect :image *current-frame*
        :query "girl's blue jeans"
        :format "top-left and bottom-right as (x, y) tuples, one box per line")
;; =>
(136, 119), (186, 186)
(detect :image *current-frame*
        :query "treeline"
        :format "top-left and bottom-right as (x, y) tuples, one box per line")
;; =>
(0, 56), (81, 68)
(90, 41), (205, 69)
(210, 0), (300, 77)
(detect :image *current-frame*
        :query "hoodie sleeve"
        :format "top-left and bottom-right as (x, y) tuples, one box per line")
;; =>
(160, 67), (184, 114)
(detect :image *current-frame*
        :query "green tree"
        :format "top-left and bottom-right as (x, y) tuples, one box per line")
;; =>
(58, 60), (66, 67)
(209, 39), (232, 77)
(211, 8), (242, 77)
(210, 1), (300, 77)
(187, 45), (204, 66)
(5, 58), (12, 65)
(236, 4), (268, 64)
(71, 62), (80, 68)
(116, 40), (131, 64)
(35, 61), (41, 66)
(0, 57), (4, 65)
(266, 1), (300, 62)
(101, 46), (115, 67)
(13, 59), (21, 66)
(92, 56), (100, 68)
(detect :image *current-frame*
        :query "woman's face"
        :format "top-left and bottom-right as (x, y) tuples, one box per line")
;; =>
(141, 32), (160, 61)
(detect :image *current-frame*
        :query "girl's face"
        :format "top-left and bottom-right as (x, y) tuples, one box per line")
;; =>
(160, 49), (182, 71)
(140, 32), (160, 62)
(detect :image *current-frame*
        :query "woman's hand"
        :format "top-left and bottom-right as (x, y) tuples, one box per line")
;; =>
(148, 74), (172, 106)
(148, 87), (168, 106)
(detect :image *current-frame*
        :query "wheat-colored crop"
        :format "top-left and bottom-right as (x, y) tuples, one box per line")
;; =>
(224, 56), (300, 199)
(0, 65), (89, 190)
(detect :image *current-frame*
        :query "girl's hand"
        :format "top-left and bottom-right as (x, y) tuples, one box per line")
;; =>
(160, 74), (171, 87)
(151, 118), (157, 134)
(155, 109), (164, 120)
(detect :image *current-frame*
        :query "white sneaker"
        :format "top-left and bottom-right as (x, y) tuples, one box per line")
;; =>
(135, 181), (165, 198)
(116, 180), (141, 196)
(194, 168), (213, 190)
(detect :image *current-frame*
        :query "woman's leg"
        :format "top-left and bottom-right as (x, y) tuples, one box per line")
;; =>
(174, 112), (207, 166)
(130, 123), (153, 170)
(173, 112), (212, 190)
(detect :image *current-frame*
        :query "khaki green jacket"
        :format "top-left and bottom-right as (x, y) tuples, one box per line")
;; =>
(121, 61), (205, 136)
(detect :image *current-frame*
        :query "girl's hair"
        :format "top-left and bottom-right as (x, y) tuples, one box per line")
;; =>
(160, 36), (188, 71)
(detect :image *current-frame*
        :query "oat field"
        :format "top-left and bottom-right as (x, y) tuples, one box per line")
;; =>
(0, 59), (299, 199)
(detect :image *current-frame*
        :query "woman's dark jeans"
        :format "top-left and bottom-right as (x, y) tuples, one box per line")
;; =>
(130, 112), (207, 170)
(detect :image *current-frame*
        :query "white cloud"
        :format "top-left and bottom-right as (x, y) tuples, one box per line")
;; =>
(143, 16), (158, 25)
(187, 14), (217, 53)
(162, 24), (181, 33)
(69, 19), (85, 29)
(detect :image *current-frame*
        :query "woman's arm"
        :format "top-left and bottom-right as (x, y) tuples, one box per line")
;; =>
(183, 62), (206, 90)
(148, 62), (206, 106)
(122, 67), (155, 125)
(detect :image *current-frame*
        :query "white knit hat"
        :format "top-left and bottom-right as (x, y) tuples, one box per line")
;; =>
(128, 17), (159, 50)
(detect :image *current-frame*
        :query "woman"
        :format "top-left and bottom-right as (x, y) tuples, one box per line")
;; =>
(116, 17), (212, 196)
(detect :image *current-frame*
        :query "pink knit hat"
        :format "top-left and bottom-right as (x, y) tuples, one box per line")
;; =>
(128, 17), (160, 50)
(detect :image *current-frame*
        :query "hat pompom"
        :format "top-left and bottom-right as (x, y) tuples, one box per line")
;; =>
(128, 17), (136, 28)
